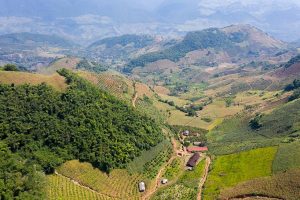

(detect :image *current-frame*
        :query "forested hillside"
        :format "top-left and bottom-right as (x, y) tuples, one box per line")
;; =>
(0, 69), (163, 178)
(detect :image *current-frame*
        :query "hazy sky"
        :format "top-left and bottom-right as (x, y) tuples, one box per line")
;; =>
(0, 0), (299, 42)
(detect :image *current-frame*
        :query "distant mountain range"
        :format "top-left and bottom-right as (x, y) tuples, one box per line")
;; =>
(0, 32), (76, 49)
(124, 24), (290, 73)
(0, 0), (299, 43)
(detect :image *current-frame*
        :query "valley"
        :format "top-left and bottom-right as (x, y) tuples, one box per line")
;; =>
(0, 23), (300, 200)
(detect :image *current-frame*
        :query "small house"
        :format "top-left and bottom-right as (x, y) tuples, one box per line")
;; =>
(161, 179), (168, 184)
(187, 153), (200, 167)
(182, 130), (190, 136)
(187, 146), (208, 153)
(138, 182), (146, 192)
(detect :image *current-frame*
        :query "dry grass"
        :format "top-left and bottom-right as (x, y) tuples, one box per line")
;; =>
(136, 82), (154, 98)
(167, 110), (210, 129)
(0, 71), (67, 91)
(38, 57), (80, 74)
(158, 94), (190, 107)
(154, 86), (170, 95)
(199, 99), (242, 119)
(57, 160), (143, 200)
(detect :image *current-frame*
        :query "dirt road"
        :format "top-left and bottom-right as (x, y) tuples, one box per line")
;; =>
(132, 92), (138, 108)
(142, 138), (178, 200)
(197, 156), (211, 200)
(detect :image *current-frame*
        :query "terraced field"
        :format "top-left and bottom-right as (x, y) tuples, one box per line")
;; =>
(47, 174), (116, 200)
(57, 160), (143, 200)
(79, 71), (135, 103)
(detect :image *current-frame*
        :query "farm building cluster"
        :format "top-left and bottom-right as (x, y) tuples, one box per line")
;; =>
(180, 129), (208, 169)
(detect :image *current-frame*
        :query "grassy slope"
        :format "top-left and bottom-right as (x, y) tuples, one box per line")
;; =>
(0, 71), (67, 91)
(272, 140), (300, 173)
(208, 98), (300, 155)
(203, 147), (277, 200)
(220, 169), (300, 200)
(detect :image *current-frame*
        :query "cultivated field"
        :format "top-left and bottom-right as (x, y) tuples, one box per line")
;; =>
(57, 160), (142, 200)
(203, 147), (277, 200)
(152, 159), (206, 200)
(47, 174), (116, 200)
(79, 71), (134, 103)
(272, 140), (300, 173)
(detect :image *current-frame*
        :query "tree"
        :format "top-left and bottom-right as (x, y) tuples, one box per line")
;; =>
(3, 64), (19, 71)
(249, 114), (263, 130)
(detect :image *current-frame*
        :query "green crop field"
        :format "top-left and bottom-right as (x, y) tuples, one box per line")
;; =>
(152, 184), (196, 200)
(203, 147), (277, 200)
(162, 158), (183, 181)
(273, 140), (300, 173)
(47, 174), (116, 200)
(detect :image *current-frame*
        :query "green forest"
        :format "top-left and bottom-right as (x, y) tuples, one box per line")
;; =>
(0, 69), (163, 198)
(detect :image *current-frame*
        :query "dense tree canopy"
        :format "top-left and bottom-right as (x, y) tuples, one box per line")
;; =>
(0, 142), (45, 200)
(0, 69), (163, 174)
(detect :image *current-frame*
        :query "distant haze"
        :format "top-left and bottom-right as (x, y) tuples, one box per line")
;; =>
(0, 0), (299, 43)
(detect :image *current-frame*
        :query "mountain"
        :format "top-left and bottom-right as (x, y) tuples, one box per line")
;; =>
(84, 34), (165, 65)
(125, 25), (288, 73)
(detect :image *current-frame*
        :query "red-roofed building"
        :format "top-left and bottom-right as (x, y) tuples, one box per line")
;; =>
(187, 146), (208, 153)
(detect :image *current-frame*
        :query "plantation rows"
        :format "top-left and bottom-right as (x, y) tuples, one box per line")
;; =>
(97, 73), (133, 100)
(127, 140), (172, 174)
(57, 160), (142, 199)
(143, 144), (173, 179)
(47, 175), (116, 200)
(163, 158), (182, 181)
(136, 98), (166, 123)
